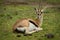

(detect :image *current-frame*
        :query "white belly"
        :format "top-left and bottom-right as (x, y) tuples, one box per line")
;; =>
(16, 22), (38, 32)
(16, 27), (25, 32)
(28, 22), (37, 31)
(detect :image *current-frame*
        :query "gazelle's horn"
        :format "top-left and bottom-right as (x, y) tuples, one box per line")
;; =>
(41, 6), (48, 12)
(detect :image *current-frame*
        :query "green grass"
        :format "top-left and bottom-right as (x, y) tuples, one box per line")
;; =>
(0, 5), (60, 40)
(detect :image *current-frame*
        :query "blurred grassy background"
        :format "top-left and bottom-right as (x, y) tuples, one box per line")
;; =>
(0, 0), (60, 40)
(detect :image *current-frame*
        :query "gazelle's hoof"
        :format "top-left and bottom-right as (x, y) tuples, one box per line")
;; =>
(39, 28), (43, 30)
(37, 28), (43, 31)
(35, 28), (43, 32)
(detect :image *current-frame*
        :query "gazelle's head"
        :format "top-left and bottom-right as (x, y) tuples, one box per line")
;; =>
(34, 6), (47, 19)
(34, 8), (43, 19)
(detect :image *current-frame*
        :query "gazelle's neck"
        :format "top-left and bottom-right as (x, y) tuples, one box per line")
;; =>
(36, 13), (43, 27)
(34, 6), (47, 27)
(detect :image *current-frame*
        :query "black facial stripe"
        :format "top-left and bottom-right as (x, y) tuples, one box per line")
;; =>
(37, 12), (42, 15)
(38, 14), (39, 15)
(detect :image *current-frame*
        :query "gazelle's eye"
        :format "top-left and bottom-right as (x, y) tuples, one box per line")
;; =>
(38, 14), (39, 15)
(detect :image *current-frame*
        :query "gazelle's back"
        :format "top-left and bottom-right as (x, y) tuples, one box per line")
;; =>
(13, 18), (29, 31)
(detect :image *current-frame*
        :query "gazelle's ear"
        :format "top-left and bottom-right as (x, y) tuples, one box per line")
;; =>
(41, 6), (48, 12)
(34, 8), (39, 14)
(34, 8), (41, 12)
(34, 8), (39, 11)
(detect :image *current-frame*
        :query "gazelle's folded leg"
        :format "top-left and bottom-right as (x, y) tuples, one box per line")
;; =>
(25, 30), (37, 34)
(25, 27), (37, 34)
(38, 27), (43, 30)
(36, 27), (43, 32)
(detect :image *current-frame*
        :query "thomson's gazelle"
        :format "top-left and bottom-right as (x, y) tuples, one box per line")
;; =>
(13, 6), (47, 34)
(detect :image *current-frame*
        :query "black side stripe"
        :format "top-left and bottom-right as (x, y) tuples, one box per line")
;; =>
(29, 20), (38, 27)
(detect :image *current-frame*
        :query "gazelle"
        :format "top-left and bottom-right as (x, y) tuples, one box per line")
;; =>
(13, 6), (47, 34)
